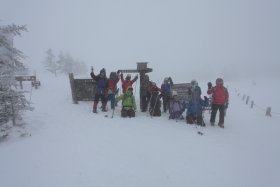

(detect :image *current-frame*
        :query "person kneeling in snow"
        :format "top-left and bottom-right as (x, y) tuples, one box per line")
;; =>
(169, 91), (185, 120)
(186, 86), (209, 126)
(116, 86), (137, 118)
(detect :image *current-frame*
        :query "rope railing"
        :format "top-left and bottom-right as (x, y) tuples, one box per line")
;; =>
(236, 89), (280, 117)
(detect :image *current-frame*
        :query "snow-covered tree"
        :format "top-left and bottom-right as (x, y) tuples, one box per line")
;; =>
(0, 24), (31, 128)
(43, 48), (58, 77)
(55, 51), (88, 75)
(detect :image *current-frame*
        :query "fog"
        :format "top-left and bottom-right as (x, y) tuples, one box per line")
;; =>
(1, 0), (279, 82)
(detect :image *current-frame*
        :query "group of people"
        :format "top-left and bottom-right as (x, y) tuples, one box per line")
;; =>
(90, 68), (229, 128)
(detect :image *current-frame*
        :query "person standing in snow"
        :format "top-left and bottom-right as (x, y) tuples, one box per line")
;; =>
(207, 78), (229, 128)
(186, 86), (209, 126)
(90, 68), (108, 113)
(149, 82), (162, 116)
(161, 77), (173, 113)
(189, 79), (202, 97)
(120, 73), (138, 94)
(116, 86), (137, 118)
(140, 74), (153, 112)
(106, 71), (120, 110)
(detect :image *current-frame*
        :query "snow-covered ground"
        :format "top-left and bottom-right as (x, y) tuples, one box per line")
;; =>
(0, 73), (279, 187)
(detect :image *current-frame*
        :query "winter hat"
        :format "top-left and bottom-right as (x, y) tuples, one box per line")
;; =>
(191, 79), (198, 87)
(100, 68), (106, 75)
(110, 72), (117, 80)
(216, 78), (223, 84)
(126, 74), (131, 80)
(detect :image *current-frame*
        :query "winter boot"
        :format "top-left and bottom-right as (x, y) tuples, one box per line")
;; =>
(93, 101), (98, 113)
(218, 123), (224, 128)
(101, 102), (107, 112)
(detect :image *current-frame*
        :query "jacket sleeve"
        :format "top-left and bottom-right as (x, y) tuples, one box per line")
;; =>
(169, 77), (174, 86)
(201, 98), (209, 107)
(90, 72), (98, 81)
(225, 88), (229, 103)
(116, 94), (124, 102)
(207, 88), (214, 95)
(132, 76), (138, 83)
(132, 96), (137, 110)
(121, 74), (125, 84)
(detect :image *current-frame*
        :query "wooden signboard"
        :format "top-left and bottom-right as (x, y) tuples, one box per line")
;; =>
(172, 83), (192, 103)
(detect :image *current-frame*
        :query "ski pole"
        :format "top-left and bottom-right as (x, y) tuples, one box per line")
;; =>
(111, 108), (115, 118)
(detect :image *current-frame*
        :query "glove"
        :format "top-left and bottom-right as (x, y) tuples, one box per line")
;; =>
(204, 96), (208, 101)
(90, 72), (94, 77)
(117, 70), (121, 74)
(135, 74), (139, 79)
(207, 82), (212, 89)
(225, 102), (229, 108)
(159, 94), (163, 98)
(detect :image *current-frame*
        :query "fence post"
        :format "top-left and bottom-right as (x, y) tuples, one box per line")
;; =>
(251, 101), (254, 108)
(266, 107), (272, 117)
(69, 73), (78, 104)
(246, 96), (250, 105)
(242, 94), (246, 100)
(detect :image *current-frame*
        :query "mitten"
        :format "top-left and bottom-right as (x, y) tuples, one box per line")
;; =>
(207, 82), (212, 89)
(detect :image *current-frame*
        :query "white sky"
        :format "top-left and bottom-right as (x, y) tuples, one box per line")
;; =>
(1, 0), (280, 82)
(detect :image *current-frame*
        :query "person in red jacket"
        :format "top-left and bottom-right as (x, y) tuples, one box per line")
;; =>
(207, 78), (229, 128)
(107, 71), (120, 110)
(120, 73), (138, 94)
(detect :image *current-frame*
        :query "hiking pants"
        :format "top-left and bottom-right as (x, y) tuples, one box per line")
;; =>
(121, 108), (135, 118)
(210, 104), (225, 124)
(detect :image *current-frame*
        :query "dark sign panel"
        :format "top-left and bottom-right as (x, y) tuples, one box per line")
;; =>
(74, 79), (96, 101)
(172, 83), (192, 102)
(15, 76), (36, 81)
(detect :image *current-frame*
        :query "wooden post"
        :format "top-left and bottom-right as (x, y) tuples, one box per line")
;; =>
(139, 71), (145, 111)
(266, 107), (272, 117)
(69, 73), (78, 104)
(251, 101), (254, 108)
(246, 96), (250, 105)
(19, 81), (23, 89)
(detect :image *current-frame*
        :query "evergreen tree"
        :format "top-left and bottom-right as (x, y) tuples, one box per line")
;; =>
(0, 24), (31, 129)
(43, 48), (58, 77)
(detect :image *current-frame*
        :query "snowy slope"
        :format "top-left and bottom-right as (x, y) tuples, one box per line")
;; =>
(0, 74), (279, 187)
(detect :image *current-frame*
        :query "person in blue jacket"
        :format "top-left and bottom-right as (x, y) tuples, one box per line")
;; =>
(169, 91), (185, 120)
(90, 68), (108, 113)
(186, 86), (209, 126)
(161, 77), (173, 113)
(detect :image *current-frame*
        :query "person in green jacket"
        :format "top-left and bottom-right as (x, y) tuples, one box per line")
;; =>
(116, 86), (137, 117)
